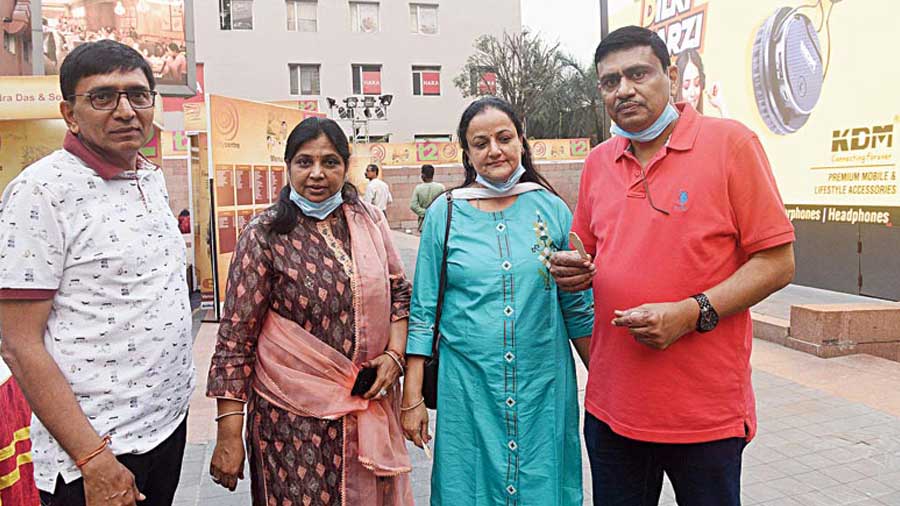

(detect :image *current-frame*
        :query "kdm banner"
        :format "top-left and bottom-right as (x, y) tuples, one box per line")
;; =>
(610, 0), (899, 216)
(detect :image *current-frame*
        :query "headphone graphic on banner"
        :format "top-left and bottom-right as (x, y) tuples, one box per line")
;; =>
(751, 0), (844, 135)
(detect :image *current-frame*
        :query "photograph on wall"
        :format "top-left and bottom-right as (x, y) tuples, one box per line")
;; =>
(0, 0), (33, 76)
(40, 0), (191, 87)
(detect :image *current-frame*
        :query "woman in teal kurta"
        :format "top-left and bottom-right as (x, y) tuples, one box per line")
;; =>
(401, 97), (594, 506)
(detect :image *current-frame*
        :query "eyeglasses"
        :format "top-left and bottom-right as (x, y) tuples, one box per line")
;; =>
(639, 165), (670, 216)
(68, 90), (157, 111)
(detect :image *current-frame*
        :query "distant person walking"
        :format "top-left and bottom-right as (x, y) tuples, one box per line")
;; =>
(364, 163), (393, 214)
(409, 164), (445, 231)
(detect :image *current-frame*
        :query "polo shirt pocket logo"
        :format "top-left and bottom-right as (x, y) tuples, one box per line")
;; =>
(675, 190), (690, 212)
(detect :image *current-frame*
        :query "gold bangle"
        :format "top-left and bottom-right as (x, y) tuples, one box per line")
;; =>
(384, 350), (405, 371)
(400, 397), (425, 412)
(215, 411), (245, 422)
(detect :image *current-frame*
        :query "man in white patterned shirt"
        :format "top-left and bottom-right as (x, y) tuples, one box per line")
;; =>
(0, 40), (194, 506)
(363, 163), (393, 214)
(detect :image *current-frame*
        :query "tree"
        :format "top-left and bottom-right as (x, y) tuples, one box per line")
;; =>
(454, 31), (608, 144)
(537, 54), (607, 145)
(453, 30), (563, 135)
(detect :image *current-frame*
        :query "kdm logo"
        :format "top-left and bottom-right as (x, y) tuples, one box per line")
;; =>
(831, 125), (893, 152)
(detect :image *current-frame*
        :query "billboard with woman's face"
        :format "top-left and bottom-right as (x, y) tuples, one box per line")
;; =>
(1, 0), (196, 96)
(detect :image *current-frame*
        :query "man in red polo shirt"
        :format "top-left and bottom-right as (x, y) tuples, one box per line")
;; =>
(550, 26), (795, 505)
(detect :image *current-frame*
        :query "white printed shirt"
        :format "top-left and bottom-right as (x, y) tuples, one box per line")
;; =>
(364, 178), (393, 211)
(0, 138), (195, 491)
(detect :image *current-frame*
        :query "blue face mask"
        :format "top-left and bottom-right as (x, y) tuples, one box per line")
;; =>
(289, 185), (344, 220)
(476, 164), (526, 194)
(610, 103), (680, 143)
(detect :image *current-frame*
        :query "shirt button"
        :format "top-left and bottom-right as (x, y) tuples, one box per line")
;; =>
(633, 170), (641, 178)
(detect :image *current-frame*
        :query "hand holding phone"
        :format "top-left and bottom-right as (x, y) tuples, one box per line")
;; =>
(350, 367), (378, 397)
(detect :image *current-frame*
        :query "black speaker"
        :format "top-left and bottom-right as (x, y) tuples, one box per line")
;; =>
(751, 7), (825, 135)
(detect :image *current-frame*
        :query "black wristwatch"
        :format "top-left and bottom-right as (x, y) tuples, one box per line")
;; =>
(691, 293), (719, 333)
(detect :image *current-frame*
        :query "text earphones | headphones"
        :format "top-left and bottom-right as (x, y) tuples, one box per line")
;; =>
(751, 0), (842, 135)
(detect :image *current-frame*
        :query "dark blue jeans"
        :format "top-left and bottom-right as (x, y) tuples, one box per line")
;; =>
(583, 412), (746, 506)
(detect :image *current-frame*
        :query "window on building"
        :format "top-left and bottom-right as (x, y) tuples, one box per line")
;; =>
(287, 0), (317, 32)
(409, 3), (438, 34)
(352, 64), (382, 95)
(412, 65), (441, 96)
(289, 64), (321, 95)
(3, 32), (16, 55)
(219, 0), (253, 30)
(414, 134), (452, 142)
(350, 2), (379, 33)
(470, 66), (498, 95)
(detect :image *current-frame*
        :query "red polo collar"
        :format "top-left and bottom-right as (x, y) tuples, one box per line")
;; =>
(63, 131), (157, 180)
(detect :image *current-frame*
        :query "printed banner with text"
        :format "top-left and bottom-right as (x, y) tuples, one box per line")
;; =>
(610, 0), (899, 218)
(207, 94), (324, 303)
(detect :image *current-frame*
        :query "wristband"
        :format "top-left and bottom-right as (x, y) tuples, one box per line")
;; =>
(75, 435), (112, 469)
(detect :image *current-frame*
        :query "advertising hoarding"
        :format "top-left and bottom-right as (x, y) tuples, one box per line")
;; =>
(206, 94), (325, 307)
(609, 0), (899, 220)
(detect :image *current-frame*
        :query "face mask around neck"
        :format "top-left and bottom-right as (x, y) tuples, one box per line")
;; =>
(289, 185), (344, 220)
(475, 164), (527, 194)
(610, 102), (680, 143)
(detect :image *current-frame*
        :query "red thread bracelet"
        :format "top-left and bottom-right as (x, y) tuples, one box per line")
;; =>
(75, 435), (112, 469)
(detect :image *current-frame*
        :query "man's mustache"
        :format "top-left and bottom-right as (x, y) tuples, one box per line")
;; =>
(615, 100), (643, 112)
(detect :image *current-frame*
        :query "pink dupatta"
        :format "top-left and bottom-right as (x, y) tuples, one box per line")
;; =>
(253, 204), (413, 505)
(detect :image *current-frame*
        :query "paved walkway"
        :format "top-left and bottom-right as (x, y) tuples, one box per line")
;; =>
(174, 233), (900, 506)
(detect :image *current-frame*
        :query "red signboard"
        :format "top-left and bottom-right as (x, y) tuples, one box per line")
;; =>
(215, 165), (235, 207)
(270, 166), (286, 200)
(362, 70), (382, 95)
(235, 165), (253, 206)
(478, 72), (498, 95)
(253, 165), (270, 205)
(422, 71), (441, 95)
(217, 211), (237, 254)
(163, 63), (205, 112)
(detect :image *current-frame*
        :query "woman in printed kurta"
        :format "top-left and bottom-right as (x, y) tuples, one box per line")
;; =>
(207, 117), (414, 506)
(401, 97), (595, 505)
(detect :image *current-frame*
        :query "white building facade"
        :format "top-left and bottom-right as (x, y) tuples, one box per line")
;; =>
(188, 0), (522, 141)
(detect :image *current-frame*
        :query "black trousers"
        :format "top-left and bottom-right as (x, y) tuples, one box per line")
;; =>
(584, 413), (746, 506)
(40, 417), (187, 506)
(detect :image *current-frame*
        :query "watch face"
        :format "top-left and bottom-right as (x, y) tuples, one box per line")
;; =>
(693, 294), (719, 332)
(699, 309), (719, 332)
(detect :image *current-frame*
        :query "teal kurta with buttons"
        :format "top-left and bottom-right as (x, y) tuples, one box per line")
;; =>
(407, 189), (594, 506)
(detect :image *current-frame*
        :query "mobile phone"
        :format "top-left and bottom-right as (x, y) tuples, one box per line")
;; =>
(351, 367), (378, 397)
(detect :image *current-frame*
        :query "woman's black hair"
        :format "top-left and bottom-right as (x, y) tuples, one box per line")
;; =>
(267, 117), (360, 235)
(674, 49), (705, 113)
(456, 97), (557, 194)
